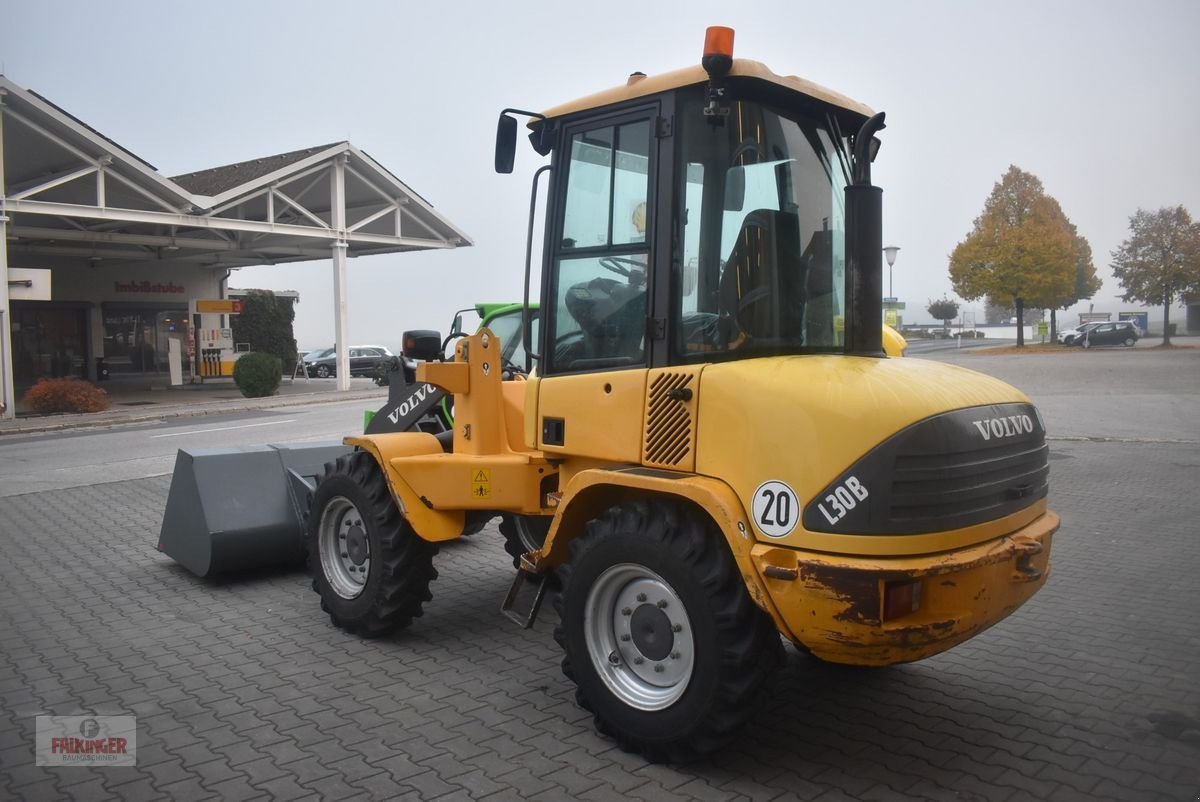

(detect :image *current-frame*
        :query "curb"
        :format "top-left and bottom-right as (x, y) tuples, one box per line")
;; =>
(0, 389), (388, 437)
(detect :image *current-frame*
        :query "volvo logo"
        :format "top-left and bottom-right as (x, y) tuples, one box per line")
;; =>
(387, 384), (438, 424)
(972, 414), (1035, 441)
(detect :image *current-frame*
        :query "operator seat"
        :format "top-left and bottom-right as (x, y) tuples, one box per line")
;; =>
(718, 210), (805, 346)
(561, 276), (646, 368)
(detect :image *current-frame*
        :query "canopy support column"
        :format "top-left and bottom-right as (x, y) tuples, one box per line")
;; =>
(1, 93), (16, 420)
(331, 153), (350, 391)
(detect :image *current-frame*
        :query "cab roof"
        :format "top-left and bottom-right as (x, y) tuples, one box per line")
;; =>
(540, 58), (875, 122)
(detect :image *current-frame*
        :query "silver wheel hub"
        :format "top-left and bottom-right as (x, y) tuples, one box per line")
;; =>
(585, 564), (694, 711)
(319, 496), (370, 599)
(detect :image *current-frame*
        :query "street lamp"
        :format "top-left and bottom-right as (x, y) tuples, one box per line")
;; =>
(882, 245), (900, 300)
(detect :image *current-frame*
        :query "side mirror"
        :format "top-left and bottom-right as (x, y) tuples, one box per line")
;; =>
(402, 330), (443, 361)
(495, 114), (518, 174)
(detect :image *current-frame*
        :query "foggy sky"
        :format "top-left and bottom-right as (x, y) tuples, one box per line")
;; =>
(4, 0), (1197, 350)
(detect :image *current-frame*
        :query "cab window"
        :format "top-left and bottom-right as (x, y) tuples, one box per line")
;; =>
(548, 116), (653, 373)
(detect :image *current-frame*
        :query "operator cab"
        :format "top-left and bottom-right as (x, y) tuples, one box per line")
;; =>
(498, 27), (885, 378)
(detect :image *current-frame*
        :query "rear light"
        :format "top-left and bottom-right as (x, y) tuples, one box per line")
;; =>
(883, 579), (922, 621)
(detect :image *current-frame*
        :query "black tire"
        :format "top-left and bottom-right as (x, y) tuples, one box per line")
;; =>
(307, 451), (438, 637)
(553, 500), (782, 763)
(499, 514), (551, 568)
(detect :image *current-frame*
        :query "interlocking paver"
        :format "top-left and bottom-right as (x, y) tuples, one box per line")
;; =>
(3, 352), (1200, 801)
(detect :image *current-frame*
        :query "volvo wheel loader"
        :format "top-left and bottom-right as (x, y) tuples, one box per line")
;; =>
(302, 27), (1058, 762)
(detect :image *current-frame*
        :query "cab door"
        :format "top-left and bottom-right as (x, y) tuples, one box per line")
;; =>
(536, 104), (666, 461)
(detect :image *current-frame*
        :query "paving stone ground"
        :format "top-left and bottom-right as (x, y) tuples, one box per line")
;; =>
(2, 385), (1200, 799)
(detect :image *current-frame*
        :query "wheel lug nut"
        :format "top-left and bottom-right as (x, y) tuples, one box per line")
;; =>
(608, 651), (620, 665)
(654, 664), (664, 673)
(636, 593), (647, 602)
(657, 600), (668, 608)
(341, 552), (349, 558)
(633, 657), (644, 665)
(620, 634), (631, 642)
(622, 607), (632, 616)
(671, 651), (680, 659)
(672, 624), (682, 632)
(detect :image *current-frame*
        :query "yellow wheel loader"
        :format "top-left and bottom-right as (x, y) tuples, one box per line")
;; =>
(304, 27), (1057, 762)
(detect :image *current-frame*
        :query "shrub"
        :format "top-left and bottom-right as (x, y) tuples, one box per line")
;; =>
(233, 352), (282, 398)
(22, 378), (111, 414)
(230, 290), (299, 375)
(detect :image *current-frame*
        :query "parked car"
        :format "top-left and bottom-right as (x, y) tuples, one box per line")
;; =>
(1059, 323), (1098, 346)
(1072, 321), (1139, 348)
(305, 345), (393, 378)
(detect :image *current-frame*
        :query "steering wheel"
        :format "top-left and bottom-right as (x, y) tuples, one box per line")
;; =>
(598, 255), (647, 287)
(501, 357), (528, 380)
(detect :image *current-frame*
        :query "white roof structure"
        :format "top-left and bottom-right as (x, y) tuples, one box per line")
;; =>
(0, 74), (472, 413)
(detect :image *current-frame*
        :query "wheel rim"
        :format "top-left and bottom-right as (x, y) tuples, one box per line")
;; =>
(319, 495), (370, 599)
(317, 365), (330, 378)
(584, 563), (694, 711)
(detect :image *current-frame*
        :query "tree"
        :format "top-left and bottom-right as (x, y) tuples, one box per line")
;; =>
(926, 296), (960, 333)
(1054, 228), (1102, 338)
(1110, 206), (1200, 345)
(230, 290), (299, 373)
(949, 166), (1078, 347)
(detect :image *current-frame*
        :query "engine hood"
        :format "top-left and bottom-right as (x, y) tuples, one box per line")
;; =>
(694, 355), (1044, 554)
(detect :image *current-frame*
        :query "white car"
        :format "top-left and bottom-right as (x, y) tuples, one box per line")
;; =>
(1059, 324), (1097, 345)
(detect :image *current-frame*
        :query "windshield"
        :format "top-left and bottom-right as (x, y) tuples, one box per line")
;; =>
(486, 308), (539, 370)
(674, 88), (852, 360)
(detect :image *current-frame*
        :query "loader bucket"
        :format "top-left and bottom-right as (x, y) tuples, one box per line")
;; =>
(158, 443), (352, 577)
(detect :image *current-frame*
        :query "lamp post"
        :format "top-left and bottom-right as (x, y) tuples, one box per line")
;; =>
(882, 245), (900, 300)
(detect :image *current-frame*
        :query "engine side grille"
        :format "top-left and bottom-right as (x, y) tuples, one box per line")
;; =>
(643, 371), (697, 471)
(889, 440), (1049, 529)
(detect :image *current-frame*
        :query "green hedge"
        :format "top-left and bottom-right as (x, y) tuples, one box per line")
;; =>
(233, 352), (282, 398)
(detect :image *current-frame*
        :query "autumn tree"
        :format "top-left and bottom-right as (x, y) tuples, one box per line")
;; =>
(1110, 206), (1200, 345)
(949, 166), (1078, 346)
(1054, 228), (1102, 338)
(926, 296), (960, 333)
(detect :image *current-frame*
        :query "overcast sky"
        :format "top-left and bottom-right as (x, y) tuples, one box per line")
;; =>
(4, 0), (1198, 348)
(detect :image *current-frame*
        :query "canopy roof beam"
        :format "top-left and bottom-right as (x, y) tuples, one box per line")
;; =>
(4, 199), (458, 248)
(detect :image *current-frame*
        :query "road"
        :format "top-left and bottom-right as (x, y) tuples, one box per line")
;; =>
(901, 336), (1014, 355)
(921, 344), (1200, 443)
(1, 346), (1199, 800)
(0, 398), (377, 498)
(5, 344), (1193, 500)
